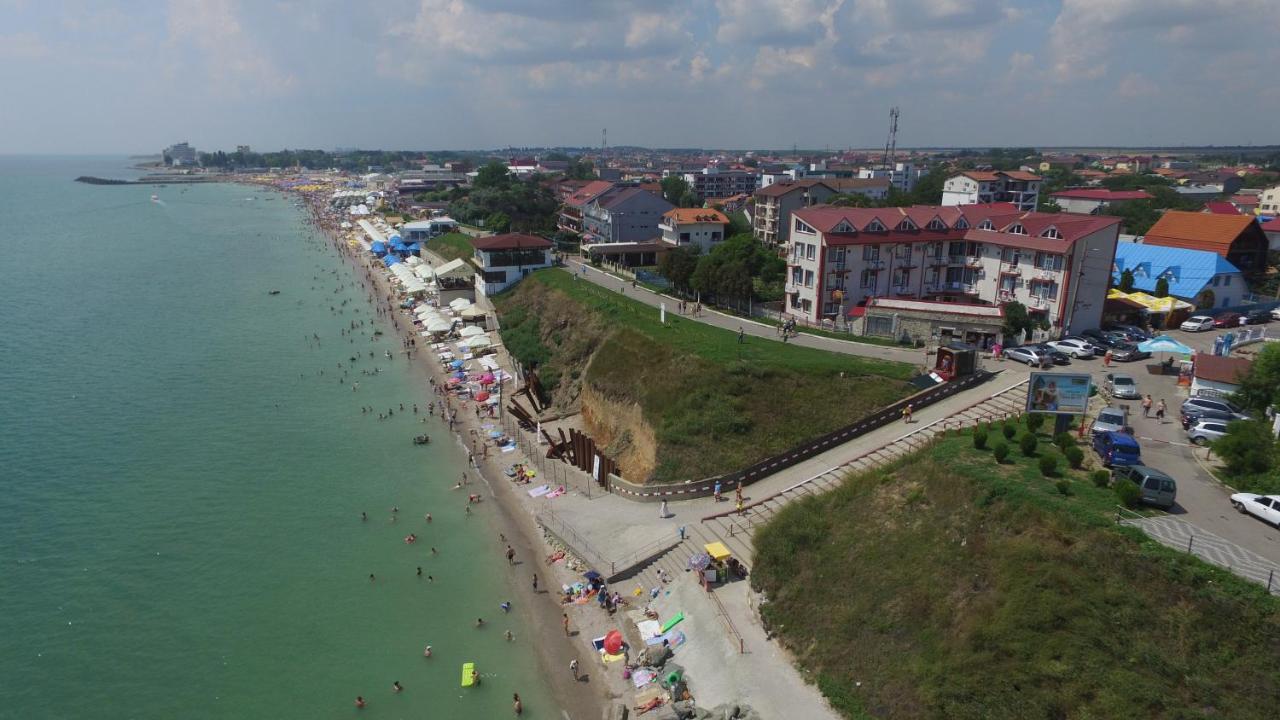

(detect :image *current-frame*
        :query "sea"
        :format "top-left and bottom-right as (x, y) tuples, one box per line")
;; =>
(0, 156), (552, 719)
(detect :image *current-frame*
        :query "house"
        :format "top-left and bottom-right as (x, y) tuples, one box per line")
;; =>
(1257, 184), (1280, 216)
(855, 163), (924, 193)
(660, 208), (730, 253)
(1050, 189), (1152, 215)
(469, 233), (554, 296)
(1191, 353), (1253, 399)
(507, 157), (538, 175)
(556, 180), (615, 235)
(785, 203), (1120, 336)
(824, 177), (892, 200)
(1202, 201), (1241, 215)
(860, 297), (1006, 348)
(941, 171), (1042, 211)
(1230, 194), (1260, 215)
(1111, 243), (1245, 310)
(580, 187), (673, 244)
(709, 193), (751, 215)
(1260, 217), (1280, 252)
(401, 217), (459, 242)
(679, 166), (761, 200)
(1141, 211), (1269, 274)
(752, 180), (837, 246)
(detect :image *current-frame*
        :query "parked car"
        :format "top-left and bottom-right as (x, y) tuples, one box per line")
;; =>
(1105, 324), (1151, 341)
(1244, 309), (1272, 324)
(1180, 407), (1235, 430)
(1082, 328), (1126, 348)
(1213, 311), (1243, 328)
(1108, 342), (1152, 362)
(1003, 346), (1046, 366)
(1103, 373), (1140, 399)
(1187, 418), (1230, 446)
(1180, 315), (1215, 332)
(1180, 397), (1249, 422)
(1093, 431), (1142, 467)
(1230, 493), (1280, 527)
(1063, 335), (1107, 355)
(1271, 307), (1280, 322)
(1112, 464), (1177, 509)
(1090, 406), (1129, 436)
(1047, 338), (1095, 358)
(1028, 344), (1071, 365)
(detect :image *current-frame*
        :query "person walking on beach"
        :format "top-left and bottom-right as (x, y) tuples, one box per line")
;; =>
(1155, 399), (1166, 423)
(562, 613), (570, 636)
(532, 573), (538, 592)
(513, 692), (523, 715)
(506, 545), (515, 564)
(569, 658), (579, 681)
(1141, 395), (1153, 418)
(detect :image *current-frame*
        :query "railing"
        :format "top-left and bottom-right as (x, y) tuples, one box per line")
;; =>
(708, 585), (747, 654)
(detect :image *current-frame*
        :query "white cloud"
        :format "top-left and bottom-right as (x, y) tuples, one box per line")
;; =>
(166, 0), (295, 96)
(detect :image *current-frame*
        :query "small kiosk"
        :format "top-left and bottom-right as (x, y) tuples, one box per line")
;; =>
(934, 342), (977, 381)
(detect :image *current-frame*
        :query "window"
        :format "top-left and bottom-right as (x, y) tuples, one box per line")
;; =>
(805, 244), (816, 261)
(827, 247), (845, 262)
(1001, 248), (1020, 264)
(897, 218), (917, 231)
(865, 219), (886, 232)
(823, 302), (838, 316)
(866, 316), (894, 336)
(795, 219), (816, 234)
(1034, 253), (1063, 271)
(955, 217), (969, 229)
(834, 221), (853, 233)
(1000, 275), (1016, 292)
(1041, 227), (1061, 239)
(1008, 223), (1026, 235)
(862, 245), (880, 261)
(977, 219), (993, 230)
(791, 267), (803, 285)
(1212, 275), (1220, 287)
(893, 269), (910, 286)
(804, 269), (814, 287)
(927, 217), (947, 231)
(679, 232), (691, 244)
(1223, 275), (1232, 286)
(861, 269), (877, 288)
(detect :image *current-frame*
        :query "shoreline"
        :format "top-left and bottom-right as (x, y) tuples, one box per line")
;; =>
(289, 190), (613, 719)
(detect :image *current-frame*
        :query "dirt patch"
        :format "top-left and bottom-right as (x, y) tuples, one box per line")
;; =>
(580, 383), (658, 482)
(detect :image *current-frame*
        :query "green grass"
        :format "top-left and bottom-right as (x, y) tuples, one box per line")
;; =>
(753, 419), (1280, 720)
(424, 231), (475, 263)
(494, 269), (915, 482)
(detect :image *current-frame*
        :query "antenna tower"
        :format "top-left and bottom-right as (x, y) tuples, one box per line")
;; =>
(601, 128), (607, 172)
(881, 106), (900, 169)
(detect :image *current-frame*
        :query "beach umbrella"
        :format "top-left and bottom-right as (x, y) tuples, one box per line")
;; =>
(464, 336), (492, 349)
(414, 305), (437, 316)
(475, 391), (491, 402)
(603, 630), (624, 655)
(426, 320), (452, 333)
(459, 325), (485, 338)
(461, 306), (486, 320)
(478, 372), (496, 384)
(450, 360), (464, 369)
(449, 298), (472, 311)
(452, 370), (466, 379)
(1137, 336), (1194, 355)
(489, 430), (504, 438)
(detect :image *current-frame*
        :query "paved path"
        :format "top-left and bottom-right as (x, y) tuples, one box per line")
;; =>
(1121, 515), (1280, 594)
(562, 257), (925, 366)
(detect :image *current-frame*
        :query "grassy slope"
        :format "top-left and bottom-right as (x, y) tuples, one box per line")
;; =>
(495, 269), (914, 482)
(424, 232), (475, 263)
(754, 420), (1280, 720)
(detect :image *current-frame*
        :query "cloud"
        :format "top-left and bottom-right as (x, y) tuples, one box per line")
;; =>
(165, 0), (295, 96)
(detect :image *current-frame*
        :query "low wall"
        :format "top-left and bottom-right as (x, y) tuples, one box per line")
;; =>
(605, 369), (996, 501)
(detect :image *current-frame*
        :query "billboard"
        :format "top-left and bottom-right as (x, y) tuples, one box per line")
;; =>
(1026, 372), (1092, 415)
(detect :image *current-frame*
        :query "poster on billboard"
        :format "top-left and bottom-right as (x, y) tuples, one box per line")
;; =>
(1025, 372), (1092, 415)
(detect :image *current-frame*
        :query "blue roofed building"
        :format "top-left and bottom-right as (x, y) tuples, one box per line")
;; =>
(1112, 243), (1245, 310)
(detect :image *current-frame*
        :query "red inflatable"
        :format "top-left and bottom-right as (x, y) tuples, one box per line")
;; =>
(603, 630), (623, 655)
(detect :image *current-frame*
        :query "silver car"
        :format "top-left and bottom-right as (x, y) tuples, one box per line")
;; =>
(1003, 346), (1046, 366)
(1047, 338), (1095, 358)
(1187, 418), (1230, 445)
(1103, 373), (1140, 400)
(1090, 406), (1128, 436)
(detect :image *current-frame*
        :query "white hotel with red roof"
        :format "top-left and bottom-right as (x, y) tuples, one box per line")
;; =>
(784, 203), (1121, 337)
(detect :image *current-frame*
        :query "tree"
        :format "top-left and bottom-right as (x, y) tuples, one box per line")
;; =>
(474, 161), (510, 189)
(828, 193), (877, 208)
(1154, 276), (1169, 298)
(1232, 343), (1280, 412)
(484, 211), (511, 233)
(1118, 269), (1136, 292)
(565, 158), (596, 180)
(726, 211), (751, 237)
(909, 166), (949, 204)
(658, 246), (700, 291)
(660, 176), (697, 207)
(1002, 301), (1037, 342)
(1213, 420), (1278, 477)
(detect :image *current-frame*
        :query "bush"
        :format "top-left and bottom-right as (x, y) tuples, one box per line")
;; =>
(1001, 422), (1017, 440)
(1064, 445), (1084, 469)
(1019, 433), (1039, 457)
(1055, 479), (1072, 496)
(1039, 454), (1058, 476)
(992, 442), (1010, 463)
(1092, 469), (1111, 488)
(1054, 432), (1076, 451)
(1115, 479), (1141, 508)
(1026, 413), (1045, 432)
(973, 429), (988, 450)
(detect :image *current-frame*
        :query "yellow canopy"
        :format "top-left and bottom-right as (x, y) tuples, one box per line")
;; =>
(704, 541), (732, 561)
(1107, 289), (1193, 312)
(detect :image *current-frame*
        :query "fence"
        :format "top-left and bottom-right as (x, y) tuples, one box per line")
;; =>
(497, 412), (597, 498)
(1117, 507), (1280, 595)
(534, 503), (681, 582)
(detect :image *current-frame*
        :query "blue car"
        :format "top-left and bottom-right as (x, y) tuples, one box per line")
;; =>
(1093, 431), (1141, 468)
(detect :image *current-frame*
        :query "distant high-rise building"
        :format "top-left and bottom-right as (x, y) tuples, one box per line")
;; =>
(163, 142), (198, 166)
(236, 145), (252, 155)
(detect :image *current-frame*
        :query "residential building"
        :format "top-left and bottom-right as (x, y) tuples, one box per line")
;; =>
(752, 180), (836, 246)
(1202, 201), (1241, 215)
(469, 233), (554, 296)
(856, 162), (923, 193)
(825, 177), (892, 200)
(1230, 194), (1260, 215)
(507, 157), (538, 175)
(1173, 184), (1227, 203)
(784, 203), (1120, 336)
(556, 180), (614, 235)
(941, 171), (1042, 211)
(1111, 243), (1245, 310)
(1141, 211), (1269, 274)
(1049, 188), (1152, 214)
(163, 142), (198, 166)
(580, 187), (673, 244)
(1191, 353), (1253, 398)
(401, 217), (459, 242)
(1260, 217), (1280, 252)
(1257, 185), (1280, 216)
(679, 166), (761, 200)
(660, 208), (730, 253)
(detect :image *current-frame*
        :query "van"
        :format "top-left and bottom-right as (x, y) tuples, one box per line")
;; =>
(1112, 465), (1177, 509)
(1092, 431), (1141, 467)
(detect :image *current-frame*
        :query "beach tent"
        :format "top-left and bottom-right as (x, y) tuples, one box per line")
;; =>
(449, 298), (473, 311)
(426, 320), (453, 333)
(415, 305), (439, 317)
(433, 258), (472, 280)
(459, 325), (486, 338)
(460, 306), (487, 321)
(463, 335), (492, 349)
(370, 241), (387, 255)
(384, 255), (401, 266)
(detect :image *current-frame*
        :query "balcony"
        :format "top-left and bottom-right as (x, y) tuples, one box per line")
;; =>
(927, 255), (947, 266)
(657, 222), (675, 233)
(863, 259), (885, 270)
(893, 284), (914, 295)
(1034, 268), (1059, 280)
(927, 281), (978, 294)
(785, 283), (801, 294)
(947, 255), (969, 265)
(997, 289), (1015, 302)
(1000, 262), (1021, 275)
(966, 256), (983, 268)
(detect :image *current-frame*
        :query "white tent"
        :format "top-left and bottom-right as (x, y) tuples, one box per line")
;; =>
(426, 320), (453, 333)
(415, 305), (437, 317)
(434, 258), (472, 280)
(448, 298), (472, 311)
(460, 305), (487, 320)
(462, 334), (492, 349)
(458, 325), (486, 338)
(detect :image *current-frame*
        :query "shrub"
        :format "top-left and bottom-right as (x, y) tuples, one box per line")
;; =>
(1039, 454), (1058, 476)
(992, 442), (1010, 463)
(1019, 433), (1039, 457)
(1054, 432), (1076, 451)
(1064, 445), (1084, 469)
(1115, 479), (1142, 508)
(973, 429), (988, 450)
(1092, 469), (1111, 488)
(1026, 413), (1046, 432)
(1001, 422), (1017, 440)
(1055, 479), (1072, 496)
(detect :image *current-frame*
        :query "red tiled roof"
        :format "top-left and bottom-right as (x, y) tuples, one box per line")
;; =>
(754, 179), (834, 198)
(1193, 352), (1252, 385)
(469, 233), (553, 251)
(1260, 218), (1280, 231)
(961, 171), (1002, 182)
(1003, 171), (1043, 181)
(793, 203), (1119, 248)
(563, 180), (614, 207)
(1143, 211), (1259, 254)
(1051, 189), (1152, 201)
(1202, 201), (1241, 215)
(1230, 194), (1259, 206)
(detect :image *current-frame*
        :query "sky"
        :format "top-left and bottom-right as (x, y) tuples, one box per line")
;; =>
(1, 0), (1278, 154)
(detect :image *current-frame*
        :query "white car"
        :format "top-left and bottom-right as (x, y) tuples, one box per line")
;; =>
(1272, 307), (1280, 322)
(1046, 338), (1095, 358)
(1230, 493), (1280, 527)
(1180, 315), (1215, 332)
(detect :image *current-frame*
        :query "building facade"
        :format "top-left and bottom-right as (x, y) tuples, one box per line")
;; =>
(1049, 188), (1152, 214)
(1258, 184), (1280, 216)
(752, 180), (836, 246)
(785, 203), (1120, 337)
(660, 208), (730, 253)
(469, 233), (554, 296)
(556, 180), (615, 235)
(163, 142), (198, 166)
(941, 171), (1042, 211)
(680, 167), (761, 200)
(580, 187), (673, 244)
(1141, 210), (1269, 274)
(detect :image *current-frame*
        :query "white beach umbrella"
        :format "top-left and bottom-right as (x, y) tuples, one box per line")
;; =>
(464, 335), (493, 349)
(460, 306), (487, 320)
(448, 298), (472, 311)
(426, 320), (453, 333)
(459, 325), (486, 338)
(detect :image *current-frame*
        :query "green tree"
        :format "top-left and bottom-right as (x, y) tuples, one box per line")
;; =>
(1154, 276), (1169, 298)
(658, 246), (700, 291)
(727, 211), (751, 237)
(660, 176), (695, 207)
(474, 161), (510, 189)
(565, 158), (596, 180)
(1232, 343), (1280, 412)
(1119, 269), (1135, 292)
(1213, 420), (1278, 477)
(829, 192), (877, 208)
(484, 211), (511, 233)
(1001, 301), (1037, 342)
(909, 167), (949, 204)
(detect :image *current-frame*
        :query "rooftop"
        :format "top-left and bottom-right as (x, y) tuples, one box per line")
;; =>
(1192, 353), (1252, 386)
(469, 233), (554, 251)
(1143, 211), (1261, 254)
(753, 179), (834, 198)
(1050, 188), (1153, 201)
(663, 208), (729, 224)
(1111, 243), (1241, 299)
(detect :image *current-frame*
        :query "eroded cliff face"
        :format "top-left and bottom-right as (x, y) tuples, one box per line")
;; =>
(579, 382), (658, 482)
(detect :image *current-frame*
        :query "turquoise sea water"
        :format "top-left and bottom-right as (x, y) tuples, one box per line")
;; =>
(0, 157), (551, 719)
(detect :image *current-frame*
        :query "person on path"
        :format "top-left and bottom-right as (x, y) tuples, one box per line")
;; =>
(713, 481), (722, 502)
(506, 545), (515, 564)
(1155, 399), (1166, 423)
(902, 403), (913, 424)
(735, 481), (743, 505)
(513, 692), (523, 715)
(532, 573), (538, 592)
(562, 613), (570, 636)
(569, 658), (579, 681)
(737, 327), (745, 344)
(659, 500), (669, 519)
(1103, 349), (1113, 367)
(1141, 395), (1153, 418)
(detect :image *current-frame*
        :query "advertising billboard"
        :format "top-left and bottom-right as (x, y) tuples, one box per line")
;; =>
(1026, 372), (1092, 415)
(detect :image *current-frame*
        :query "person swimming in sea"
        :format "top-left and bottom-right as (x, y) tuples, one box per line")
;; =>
(423, 645), (432, 657)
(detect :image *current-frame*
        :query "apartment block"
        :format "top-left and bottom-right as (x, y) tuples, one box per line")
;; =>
(941, 171), (1042, 211)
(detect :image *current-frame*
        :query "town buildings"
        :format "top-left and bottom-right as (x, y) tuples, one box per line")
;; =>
(1111, 243), (1245, 310)
(752, 180), (836, 247)
(784, 203), (1120, 338)
(163, 142), (198, 166)
(941, 171), (1042, 211)
(1257, 184), (1280, 216)
(580, 187), (673, 244)
(557, 180), (615, 235)
(676, 166), (761, 200)
(1141, 211), (1269, 274)
(1049, 188), (1152, 214)
(469, 233), (554, 296)
(660, 208), (730, 253)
